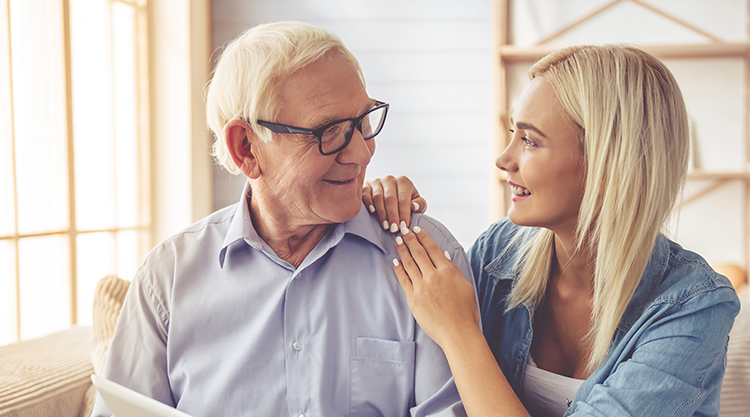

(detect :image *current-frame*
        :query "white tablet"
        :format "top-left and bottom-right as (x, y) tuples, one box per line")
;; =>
(90, 374), (194, 417)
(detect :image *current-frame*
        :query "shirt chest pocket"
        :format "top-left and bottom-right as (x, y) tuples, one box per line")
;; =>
(350, 337), (416, 417)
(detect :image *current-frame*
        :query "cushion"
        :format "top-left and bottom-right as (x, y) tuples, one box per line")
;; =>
(90, 275), (130, 376)
(721, 299), (750, 416)
(0, 326), (93, 417)
(80, 275), (130, 417)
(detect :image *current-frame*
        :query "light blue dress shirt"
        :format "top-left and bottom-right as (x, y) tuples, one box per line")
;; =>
(91, 183), (471, 417)
(471, 218), (741, 416)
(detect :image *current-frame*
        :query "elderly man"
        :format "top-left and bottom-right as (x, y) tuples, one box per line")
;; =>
(92, 21), (473, 417)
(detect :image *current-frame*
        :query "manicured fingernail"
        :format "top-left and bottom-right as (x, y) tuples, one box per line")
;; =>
(383, 220), (389, 230)
(413, 202), (420, 211)
(395, 236), (403, 245)
(390, 223), (398, 233)
(369, 205), (376, 213)
(400, 221), (406, 229)
(444, 250), (451, 261)
(393, 259), (400, 267)
(413, 226), (421, 233)
(401, 226), (409, 235)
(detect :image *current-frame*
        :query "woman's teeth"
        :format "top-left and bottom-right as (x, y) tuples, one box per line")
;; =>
(511, 185), (530, 196)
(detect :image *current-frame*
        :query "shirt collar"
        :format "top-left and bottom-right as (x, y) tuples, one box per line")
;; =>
(219, 182), (261, 267)
(218, 181), (386, 268)
(331, 204), (388, 254)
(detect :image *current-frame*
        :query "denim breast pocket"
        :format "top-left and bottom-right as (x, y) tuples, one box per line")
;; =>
(350, 337), (416, 417)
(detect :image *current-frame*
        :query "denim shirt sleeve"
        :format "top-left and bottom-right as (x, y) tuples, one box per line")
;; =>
(570, 287), (739, 416)
(468, 220), (741, 417)
(568, 248), (741, 416)
(467, 219), (530, 396)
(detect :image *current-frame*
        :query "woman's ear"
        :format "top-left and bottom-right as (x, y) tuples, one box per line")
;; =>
(225, 119), (261, 179)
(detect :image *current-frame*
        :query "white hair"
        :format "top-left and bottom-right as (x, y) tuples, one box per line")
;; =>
(205, 21), (364, 174)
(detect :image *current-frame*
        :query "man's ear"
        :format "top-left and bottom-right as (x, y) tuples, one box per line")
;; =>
(225, 119), (262, 179)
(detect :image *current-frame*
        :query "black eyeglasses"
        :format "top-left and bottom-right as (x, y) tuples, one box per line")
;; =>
(257, 101), (389, 155)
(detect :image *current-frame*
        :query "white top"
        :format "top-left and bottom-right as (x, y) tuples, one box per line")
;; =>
(521, 354), (585, 417)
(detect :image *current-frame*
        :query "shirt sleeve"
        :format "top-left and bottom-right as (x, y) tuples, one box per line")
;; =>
(408, 216), (475, 417)
(569, 286), (740, 416)
(90, 264), (173, 417)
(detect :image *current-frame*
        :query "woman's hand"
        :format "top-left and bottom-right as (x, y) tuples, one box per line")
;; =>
(392, 225), (479, 348)
(393, 229), (529, 417)
(362, 176), (426, 233)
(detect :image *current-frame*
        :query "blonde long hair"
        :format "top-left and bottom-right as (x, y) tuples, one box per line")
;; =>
(205, 21), (364, 174)
(506, 45), (690, 370)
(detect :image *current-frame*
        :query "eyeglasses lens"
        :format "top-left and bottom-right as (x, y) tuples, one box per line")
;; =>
(319, 106), (386, 154)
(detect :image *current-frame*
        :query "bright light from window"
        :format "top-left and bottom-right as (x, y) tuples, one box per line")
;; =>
(0, 0), (150, 344)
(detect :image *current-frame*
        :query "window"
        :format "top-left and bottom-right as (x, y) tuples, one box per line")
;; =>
(0, 0), (151, 345)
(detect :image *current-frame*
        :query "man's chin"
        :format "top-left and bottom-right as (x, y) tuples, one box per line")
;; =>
(324, 202), (362, 224)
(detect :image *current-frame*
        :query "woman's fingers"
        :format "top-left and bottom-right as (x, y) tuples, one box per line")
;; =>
(399, 225), (459, 279)
(366, 176), (399, 232)
(361, 182), (376, 215)
(364, 179), (389, 231)
(394, 176), (424, 228)
(381, 176), (401, 233)
(411, 196), (427, 214)
(391, 226), (480, 345)
(394, 232), (424, 281)
(398, 226), (436, 273)
(363, 176), (425, 232)
(392, 258), (413, 294)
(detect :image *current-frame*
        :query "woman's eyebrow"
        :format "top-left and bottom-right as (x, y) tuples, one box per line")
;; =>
(511, 117), (548, 138)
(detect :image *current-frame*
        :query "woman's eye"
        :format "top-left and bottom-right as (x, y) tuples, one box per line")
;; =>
(510, 129), (534, 146)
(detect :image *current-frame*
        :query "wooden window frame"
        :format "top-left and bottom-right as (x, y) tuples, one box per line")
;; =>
(0, 0), (151, 343)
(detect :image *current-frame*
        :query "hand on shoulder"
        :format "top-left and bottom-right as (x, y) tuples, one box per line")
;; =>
(362, 176), (426, 233)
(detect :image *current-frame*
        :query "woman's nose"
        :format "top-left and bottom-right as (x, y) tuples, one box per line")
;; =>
(496, 139), (518, 172)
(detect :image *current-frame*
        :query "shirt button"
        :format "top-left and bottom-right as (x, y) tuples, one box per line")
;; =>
(292, 340), (303, 351)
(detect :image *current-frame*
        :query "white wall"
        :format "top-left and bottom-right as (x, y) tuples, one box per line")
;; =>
(210, 0), (493, 249)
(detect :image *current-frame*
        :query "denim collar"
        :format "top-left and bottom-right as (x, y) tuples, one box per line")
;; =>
(482, 229), (671, 334)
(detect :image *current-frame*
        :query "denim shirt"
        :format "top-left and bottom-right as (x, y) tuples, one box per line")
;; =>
(468, 218), (740, 416)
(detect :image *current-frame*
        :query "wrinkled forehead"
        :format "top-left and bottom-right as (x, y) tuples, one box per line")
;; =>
(268, 52), (369, 119)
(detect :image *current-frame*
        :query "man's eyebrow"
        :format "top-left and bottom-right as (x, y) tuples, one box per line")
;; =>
(510, 117), (548, 138)
(310, 99), (377, 129)
(309, 115), (339, 130)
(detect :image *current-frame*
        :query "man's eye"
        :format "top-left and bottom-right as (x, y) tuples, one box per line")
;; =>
(321, 123), (344, 142)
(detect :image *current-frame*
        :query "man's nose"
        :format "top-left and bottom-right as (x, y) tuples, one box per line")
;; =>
(336, 128), (373, 166)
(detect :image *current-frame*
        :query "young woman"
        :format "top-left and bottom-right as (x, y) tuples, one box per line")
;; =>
(363, 44), (740, 416)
